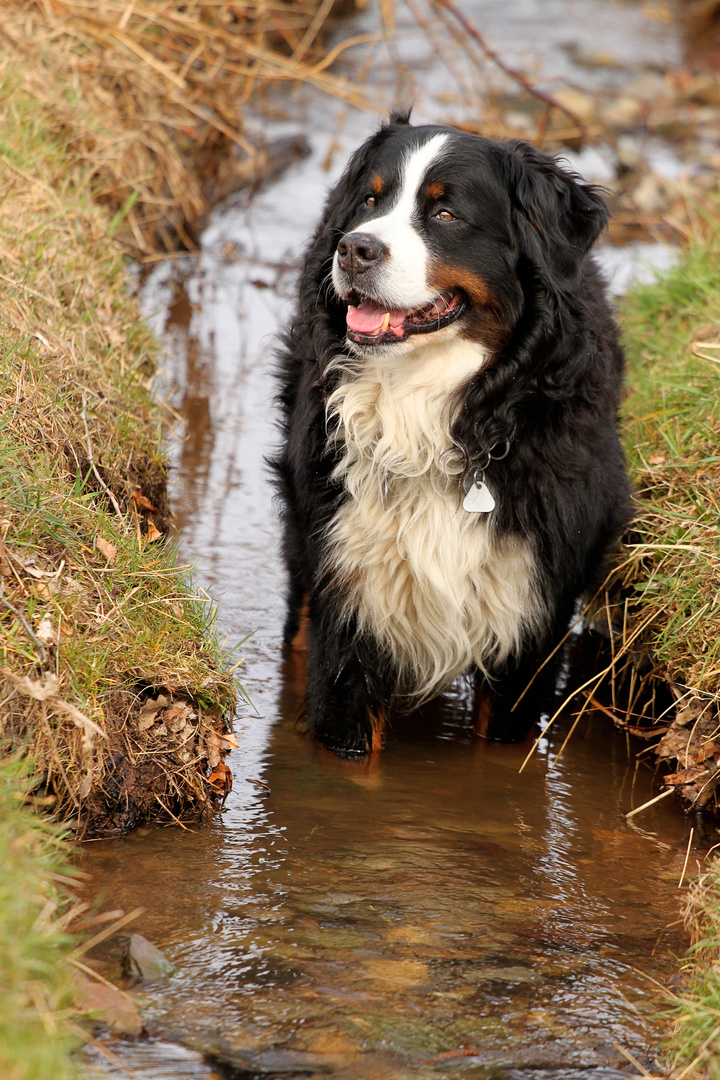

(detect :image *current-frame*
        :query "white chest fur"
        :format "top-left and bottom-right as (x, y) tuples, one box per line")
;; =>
(324, 337), (543, 698)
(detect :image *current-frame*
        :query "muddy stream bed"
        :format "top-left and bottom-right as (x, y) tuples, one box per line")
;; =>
(80, 3), (705, 1077)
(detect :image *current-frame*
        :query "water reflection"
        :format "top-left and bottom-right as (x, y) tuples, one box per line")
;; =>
(163, 280), (215, 534)
(82, 701), (687, 1078)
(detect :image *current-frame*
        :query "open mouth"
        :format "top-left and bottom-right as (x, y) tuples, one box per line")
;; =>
(344, 289), (466, 345)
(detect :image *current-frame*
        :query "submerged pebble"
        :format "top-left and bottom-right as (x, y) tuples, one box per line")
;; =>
(123, 933), (177, 981)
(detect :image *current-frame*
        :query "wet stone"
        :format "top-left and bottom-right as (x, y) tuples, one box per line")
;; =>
(460, 964), (541, 987)
(122, 932), (176, 981)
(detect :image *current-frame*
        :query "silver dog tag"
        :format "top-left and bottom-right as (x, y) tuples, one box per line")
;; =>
(462, 472), (495, 514)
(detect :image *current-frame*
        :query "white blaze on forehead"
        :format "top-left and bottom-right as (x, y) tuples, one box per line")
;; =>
(333, 132), (450, 309)
(374, 133), (450, 234)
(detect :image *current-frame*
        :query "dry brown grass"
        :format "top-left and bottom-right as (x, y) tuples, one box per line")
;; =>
(0, 0), (378, 257)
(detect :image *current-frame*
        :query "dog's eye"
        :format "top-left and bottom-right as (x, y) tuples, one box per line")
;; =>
(364, 195), (376, 208)
(435, 209), (456, 222)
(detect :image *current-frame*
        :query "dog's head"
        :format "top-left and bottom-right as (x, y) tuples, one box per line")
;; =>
(306, 115), (608, 357)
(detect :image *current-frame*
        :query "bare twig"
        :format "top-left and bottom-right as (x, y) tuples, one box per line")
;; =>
(431, 0), (590, 141)
(679, 828), (695, 889)
(0, 583), (47, 662)
(80, 393), (125, 522)
(626, 788), (674, 819)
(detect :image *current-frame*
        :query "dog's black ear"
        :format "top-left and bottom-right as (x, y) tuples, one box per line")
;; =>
(388, 106), (413, 126)
(504, 141), (609, 280)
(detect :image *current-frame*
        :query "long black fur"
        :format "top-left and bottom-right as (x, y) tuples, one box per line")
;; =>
(271, 116), (632, 755)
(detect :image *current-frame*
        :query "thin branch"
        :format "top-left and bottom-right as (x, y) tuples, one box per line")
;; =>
(431, 0), (590, 141)
(80, 393), (125, 522)
(0, 584), (47, 662)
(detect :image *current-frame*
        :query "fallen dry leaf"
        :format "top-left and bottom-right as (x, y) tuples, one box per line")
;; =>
(137, 711), (160, 732)
(165, 704), (191, 732)
(96, 536), (117, 565)
(0, 540), (13, 578)
(664, 764), (716, 787)
(21, 561), (63, 580)
(79, 771), (93, 800)
(648, 453), (667, 466)
(144, 522), (163, 543)
(136, 694), (168, 731)
(218, 732), (239, 750)
(132, 490), (158, 513)
(205, 729), (222, 768)
(36, 612), (56, 646)
(207, 760), (232, 797)
(33, 580), (60, 601)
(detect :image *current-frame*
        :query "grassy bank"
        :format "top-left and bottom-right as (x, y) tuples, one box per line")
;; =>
(615, 209), (720, 811)
(0, 0), (369, 258)
(669, 859), (720, 1078)
(0, 759), (79, 1080)
(0, 69), (240, 831)
(617, 213), (720, 1075)
(0, 37), (244, 1080)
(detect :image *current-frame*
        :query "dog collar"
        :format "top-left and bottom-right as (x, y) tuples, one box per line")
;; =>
(461, 437), (513, 515)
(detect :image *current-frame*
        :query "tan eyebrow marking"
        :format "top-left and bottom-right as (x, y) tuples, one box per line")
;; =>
(426, 181), (446, 201)
(371, 174), (383, 195)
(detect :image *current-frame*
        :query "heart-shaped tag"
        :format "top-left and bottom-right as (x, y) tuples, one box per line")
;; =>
(462, 480), (495, 514)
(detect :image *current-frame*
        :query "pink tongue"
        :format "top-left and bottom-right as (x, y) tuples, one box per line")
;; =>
(346, 300), (407, 335)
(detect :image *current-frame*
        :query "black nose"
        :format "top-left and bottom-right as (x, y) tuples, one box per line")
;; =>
(336, 232), (388, 282)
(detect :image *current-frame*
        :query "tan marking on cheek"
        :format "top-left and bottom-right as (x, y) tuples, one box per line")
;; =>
(426, 181), (446, 201)
(371, 174), (383, 195)
(430, 260), (500, 310)
(429, 260), (513, 350)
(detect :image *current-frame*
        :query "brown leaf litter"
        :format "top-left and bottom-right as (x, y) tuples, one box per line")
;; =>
(657, 699), (720, 811)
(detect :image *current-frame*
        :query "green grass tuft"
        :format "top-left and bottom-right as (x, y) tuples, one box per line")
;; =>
(0, 757), (79, 1080)
(620, 216), (720, 703)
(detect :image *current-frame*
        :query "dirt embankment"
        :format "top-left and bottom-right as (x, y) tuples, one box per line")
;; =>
(0, 0), (350, 836)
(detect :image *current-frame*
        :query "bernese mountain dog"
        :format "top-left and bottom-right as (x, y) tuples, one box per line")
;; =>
(272, 113), (632, 756)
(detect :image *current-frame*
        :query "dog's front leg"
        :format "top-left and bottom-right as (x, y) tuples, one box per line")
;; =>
(305, 615), (390, 757)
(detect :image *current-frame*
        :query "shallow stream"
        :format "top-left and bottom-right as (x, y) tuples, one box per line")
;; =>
(81, 3), (698, 1076)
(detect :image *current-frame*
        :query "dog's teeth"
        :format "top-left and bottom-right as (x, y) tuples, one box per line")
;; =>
(381, 313), (390, 330)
